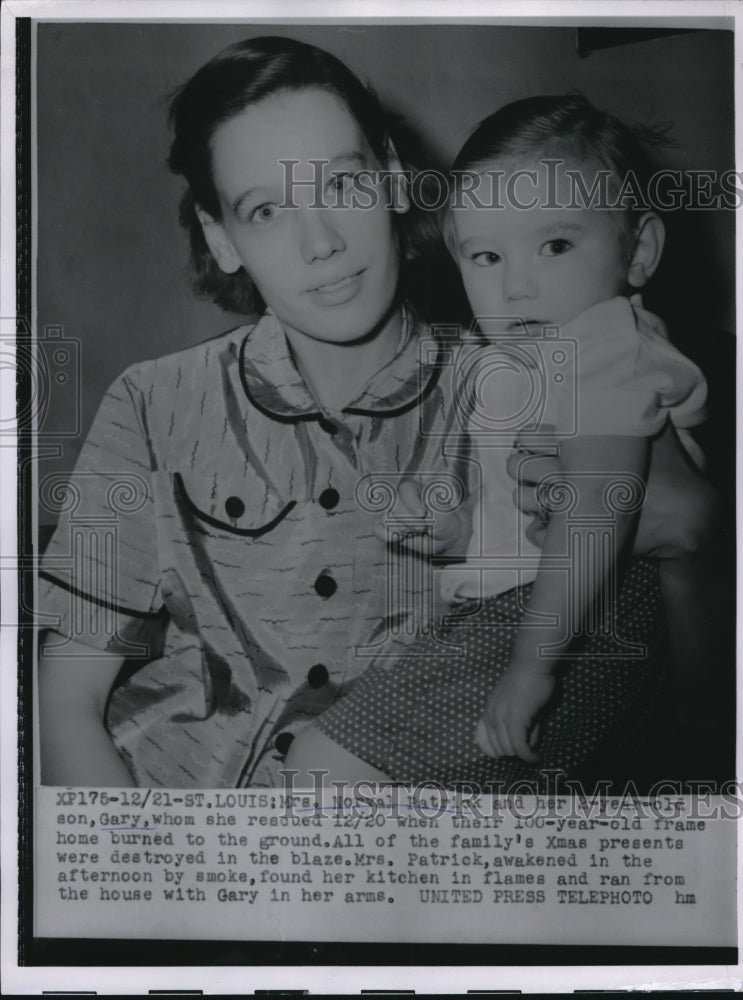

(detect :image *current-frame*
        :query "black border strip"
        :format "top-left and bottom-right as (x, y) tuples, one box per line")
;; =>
(16, 14), (33, 969)
(24, 940), (738, 967)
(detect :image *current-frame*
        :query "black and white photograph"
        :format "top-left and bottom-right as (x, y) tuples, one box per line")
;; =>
(1, 1), (740, 992)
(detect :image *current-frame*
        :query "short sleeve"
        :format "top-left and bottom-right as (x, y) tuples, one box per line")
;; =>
(556, 297), (707, 438)
(39, 366), (166, 656)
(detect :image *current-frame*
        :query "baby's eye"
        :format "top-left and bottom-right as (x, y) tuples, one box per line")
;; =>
(542, 238), (573, 256)
(249, 202), (280, 224)
(471, 251), (501, 267)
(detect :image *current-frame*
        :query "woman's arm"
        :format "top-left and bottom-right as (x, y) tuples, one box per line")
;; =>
(480, 434), (649, 763)
(39, 637), (134, 786)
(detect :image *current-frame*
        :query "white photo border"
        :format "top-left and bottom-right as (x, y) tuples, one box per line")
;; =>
(1, 0), (740, 993)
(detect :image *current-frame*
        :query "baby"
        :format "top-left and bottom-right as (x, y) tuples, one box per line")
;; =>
(285, 94), (711, 786)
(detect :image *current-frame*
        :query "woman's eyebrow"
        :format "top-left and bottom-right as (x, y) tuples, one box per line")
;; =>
(231, 153), (367, 216)
(328, 151), (367, 170)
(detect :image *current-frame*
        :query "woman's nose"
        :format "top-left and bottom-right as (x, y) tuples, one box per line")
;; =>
(298, 208), (346, 262)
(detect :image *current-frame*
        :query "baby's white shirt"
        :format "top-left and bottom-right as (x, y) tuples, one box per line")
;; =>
(439, 296), (708, 604)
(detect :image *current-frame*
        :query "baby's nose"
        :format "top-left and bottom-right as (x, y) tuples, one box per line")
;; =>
(503, 263), (537, 301)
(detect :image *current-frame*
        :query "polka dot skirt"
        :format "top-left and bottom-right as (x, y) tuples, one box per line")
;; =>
(316, 559), (667, 790)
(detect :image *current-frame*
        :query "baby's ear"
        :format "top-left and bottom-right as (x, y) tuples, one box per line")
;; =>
(627, 211), (665, 288)
(195, 205), (243, 274)
(383, 137), (410, 214)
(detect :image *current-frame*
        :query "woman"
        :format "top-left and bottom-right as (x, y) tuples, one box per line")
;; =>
(38, 36), (714, 788)
(38, 36), (471, 787)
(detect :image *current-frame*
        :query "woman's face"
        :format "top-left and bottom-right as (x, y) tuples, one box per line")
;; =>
(201, 88), (404, 346)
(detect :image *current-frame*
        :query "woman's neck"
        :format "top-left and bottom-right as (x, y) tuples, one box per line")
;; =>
(284, 306), (404, 412)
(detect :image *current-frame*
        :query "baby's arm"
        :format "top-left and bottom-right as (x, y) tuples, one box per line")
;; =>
(39, 638), (135, 786)
(479, 434), (649, 763)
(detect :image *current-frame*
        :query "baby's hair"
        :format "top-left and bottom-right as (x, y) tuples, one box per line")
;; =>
(446, 93), (671, 249)
(168, 35), (437, 315)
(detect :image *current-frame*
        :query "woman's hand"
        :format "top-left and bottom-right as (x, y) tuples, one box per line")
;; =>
(373, 477), (466, 555)
(509, 421), (717, 558)
(476, 668), (556, 763)
(506, 435), (559, 549)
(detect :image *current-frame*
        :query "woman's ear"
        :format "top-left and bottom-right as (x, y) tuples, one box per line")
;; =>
(627, 211), (665, 288)
(195, 205), (243, 274)
(383, 138), (410, 214)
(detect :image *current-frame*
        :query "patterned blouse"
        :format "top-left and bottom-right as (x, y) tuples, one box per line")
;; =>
(39, 306), (471, 787)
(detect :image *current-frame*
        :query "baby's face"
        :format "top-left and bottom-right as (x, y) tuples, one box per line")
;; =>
(451, 158), (631, 334)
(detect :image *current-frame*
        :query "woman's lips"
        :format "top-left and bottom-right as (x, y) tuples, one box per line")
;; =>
(308, 269), (365, 303)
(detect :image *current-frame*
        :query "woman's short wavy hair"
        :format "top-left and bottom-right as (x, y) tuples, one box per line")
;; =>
(168, 35), (438, 315)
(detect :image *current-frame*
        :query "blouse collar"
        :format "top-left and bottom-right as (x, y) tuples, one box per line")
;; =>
(238, 303), (444, 423)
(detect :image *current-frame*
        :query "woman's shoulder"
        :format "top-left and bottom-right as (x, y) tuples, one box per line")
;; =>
(117, 322), (256, 393)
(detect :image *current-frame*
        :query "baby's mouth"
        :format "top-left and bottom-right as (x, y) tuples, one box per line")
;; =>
(507, 319), (550, 333)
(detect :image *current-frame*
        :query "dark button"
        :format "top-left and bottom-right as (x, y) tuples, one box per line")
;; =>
(314, 573), (337, 598)
(307, 663), (329, 688)
(318, 417), (337, 435)
(275, 731), (294, 756)
(224, 496), (245, 519)
(319, 488), (340, 510)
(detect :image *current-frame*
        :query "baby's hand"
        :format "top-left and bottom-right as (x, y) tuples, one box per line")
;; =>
(475, 669), (556, 763)
(374, 478), (463, 555)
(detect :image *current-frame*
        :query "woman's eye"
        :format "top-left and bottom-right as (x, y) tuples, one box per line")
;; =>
(542, 238), (572, 256)
(249, 203), (279, 224)
(328, 172), (353, 194)
(471, 251), (501, 267)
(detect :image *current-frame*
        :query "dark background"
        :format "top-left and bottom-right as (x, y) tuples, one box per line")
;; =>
(35, 23), (735, 522)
